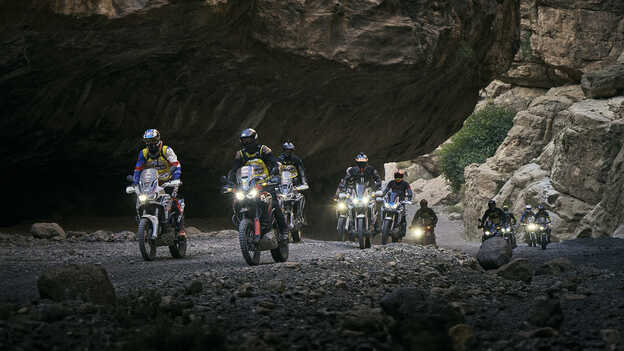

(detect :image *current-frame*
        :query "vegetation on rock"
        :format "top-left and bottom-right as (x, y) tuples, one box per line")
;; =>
(438, 104), (515, 192)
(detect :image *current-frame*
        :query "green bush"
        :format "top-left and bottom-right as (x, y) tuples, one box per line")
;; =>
(438, 104), (516, 192)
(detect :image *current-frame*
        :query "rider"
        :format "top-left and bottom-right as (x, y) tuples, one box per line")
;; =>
(479, 200), (507, 235)
(534, 204), (552, 242)
(411, 199), (438, 245)
(133, 129), (186, 238)
(228, 128), (288, 243)
(278, 141), (309, 224)
(383, 171), (413, 236)
(339, 153), (382, 230)
(503, 205), (517, 226)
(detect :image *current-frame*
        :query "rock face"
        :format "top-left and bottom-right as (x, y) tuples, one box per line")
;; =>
(476, 237), (512, 270)
(464, 81), (624, 240)
(37, 264), (116, 305)
(501, 0), (624, 88)
(0, 0), (520, 224)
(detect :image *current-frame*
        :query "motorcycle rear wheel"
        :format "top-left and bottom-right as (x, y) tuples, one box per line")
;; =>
(291, 228), (302, 243)
(138, 218), (157, 261)
(381, 219), (391, 245)
(239, 219), (261, 266)
(169, 237), (187, 258)
(357, 218), (365, 249)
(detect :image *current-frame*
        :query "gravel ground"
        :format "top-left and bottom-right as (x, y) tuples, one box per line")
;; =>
(0, 212), (623, 350)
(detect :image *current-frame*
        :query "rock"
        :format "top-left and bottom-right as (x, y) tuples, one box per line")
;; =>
(37, 264), (116, 305)
(535, 258), (574, 276)
(477, 237), (512, 270)
(563, 294), (586, 301)
(185, 226), (202, 236)
(335, 253), (345, 261)
(2, 0), (520, 222)
(87, 230), (114, 242)
(448, 213), (462, 221)
(341, 308), (387, 335)
(38, 303), (70, 323)
(380, 288), (464, 350)
(496, 258), (533, 283)
(410, 176), (455, 207)
(519, 327), (559, 338)
(601, 329), (620, 347)
(528, 296), (563, 329)
(266, 279), (285, 293)
(335, 280), (347, 289)
(448, 324), (474, 351)
(114, 230), (136, 241)
(31, 223), (65, 239)
(235, 283), (253, 298)
(66, 231), (87, 239)
(581, 64), (624, 99)
(186, 281), (203, 295)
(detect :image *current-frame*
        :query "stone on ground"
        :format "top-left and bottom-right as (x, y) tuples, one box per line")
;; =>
(37, 264), (116, 305)
(477, 237), (512, 270)
(528, 296), (563, 329)
(31, 223), (65, 239)
(496, 258), (533, 283)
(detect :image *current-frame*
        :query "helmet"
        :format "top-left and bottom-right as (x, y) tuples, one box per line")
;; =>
(282, 142), (295, 151)
(525, 205), (532, 211)
(420, 199), (428, 208)
(394, 171), (404, 181)
(240, 128), (258, 150)
(355, 153), (368, 169)
(503, 205), (509, 211)
(537, 204), (544, 210)
(143, 129), (162, 155)
(488, 199), (496, 209)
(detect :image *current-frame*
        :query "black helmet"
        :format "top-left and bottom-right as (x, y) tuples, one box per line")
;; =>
(420, 199), (428, 208)
(488, 199), (496, 209)
(143, 129), (162, 156)
(394, 171), (404, 180)
(355, 152), (368, 169)
(282, 141), (295, 151)
(240, 128), (258, 150)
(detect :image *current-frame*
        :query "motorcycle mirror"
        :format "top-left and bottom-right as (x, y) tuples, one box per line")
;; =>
(125, 186), (135, 194)
(126, 175), (134, 183)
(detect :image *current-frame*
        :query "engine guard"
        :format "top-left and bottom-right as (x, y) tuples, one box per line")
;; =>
(256, 231), (279, 251)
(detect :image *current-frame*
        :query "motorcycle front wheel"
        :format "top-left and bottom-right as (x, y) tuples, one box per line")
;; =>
(239, 219), (261, 266)
(337, 217), (346, 242)
(357, 218), (365, 249)
(291, 228), (302, 243)
(137, 218), (157, 261)
(541, 233), (547, 250)
(169, 237), (187, 258)
(381, 219), (391, 245)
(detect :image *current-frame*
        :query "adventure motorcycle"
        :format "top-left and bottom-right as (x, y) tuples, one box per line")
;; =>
(277, 169), (308, 243)
(524, 217), (538, 247)
(125, 169), (186, 261)
(222, 166), (288, 266)
(408, 217), (436, 246)
(501, 222), (517, 248)
(335, 178), (381, 249)
(534, 217), (550, 250)
(380, 191), (411, 245)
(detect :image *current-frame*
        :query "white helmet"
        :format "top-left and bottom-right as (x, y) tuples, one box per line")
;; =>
(525, 205), (532, 210)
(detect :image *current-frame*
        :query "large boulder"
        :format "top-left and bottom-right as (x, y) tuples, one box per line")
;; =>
(476, 237), (512, 270)
(581, 64), (624, 99)
(31, 223), (66, 239)
(0, 0), (521, 224)
(380, 288), (464, 351)
(37, 264), (116, 305)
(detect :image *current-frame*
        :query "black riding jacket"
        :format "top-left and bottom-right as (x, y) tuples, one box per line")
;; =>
(413, 207), (438, 226)
(340, 165), (382, 191)
(278, 153), (308, 186)
(504, 211), (517, 225)
(481, 207), (507, 226)
(383, 180), (413, 201)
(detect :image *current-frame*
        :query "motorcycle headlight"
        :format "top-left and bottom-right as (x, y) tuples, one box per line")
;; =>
(138, 194), (148, 202)
(411, 228), (424, 238)
(485, 231), (491, 235)
(362, 196), (369, 203)
(385, 203), (391, 208)
(540, 226), (545, 230)
(337, 202), (346, 211)
(235, 191), (245, 201)
(352, 198), (360, 205)
(247, 189), (258, 199)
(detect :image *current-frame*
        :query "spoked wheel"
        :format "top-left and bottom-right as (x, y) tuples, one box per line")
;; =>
(337, 217), (346, 242)
(541, 234), (548, 250)
(239, 219), (260, 266)
(137, 218), (157, 261)
(291, 228), (302, 243)
(357, 218), (365, 249)
(381, 219), (391, 245)
(270, 240), (289, 263)
(365, 236), (371, 248)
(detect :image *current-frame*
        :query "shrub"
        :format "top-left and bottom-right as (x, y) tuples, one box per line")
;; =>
(438, 104), (515, 192)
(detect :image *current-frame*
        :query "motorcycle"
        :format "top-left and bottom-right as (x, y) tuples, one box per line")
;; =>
(408, 217), (436, 246)
(277, 169), (308, 243)
(524, 217), (538, 247)
(380, 192), (411, 245)
(125, 169), (186, 261)
(222, 166), (288, 266)
(479, 219), (501, 242)
(335, 178), (381, 249)
(501, 222), (517, 248)
(534, 217), (550, 250)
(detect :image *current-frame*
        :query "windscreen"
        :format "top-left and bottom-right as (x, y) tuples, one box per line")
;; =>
(355, 182), (366, 198)
(386, 192), (398, 204)
(139, 169), (158, 193)
(237, 166), (254, 189)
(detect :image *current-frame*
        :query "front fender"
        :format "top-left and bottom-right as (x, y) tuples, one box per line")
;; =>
(141, 214), (159, 239)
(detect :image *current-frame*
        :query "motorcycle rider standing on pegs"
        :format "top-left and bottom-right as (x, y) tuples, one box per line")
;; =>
(278, 141), (309, 225)
(227, 128), (288, 243)
(534, 204), (552, 243)
(383, 171), (413, 236)
(338, 153), (383, 231)
(520, 204), (535, 244)
(133, 129), (186, 238)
